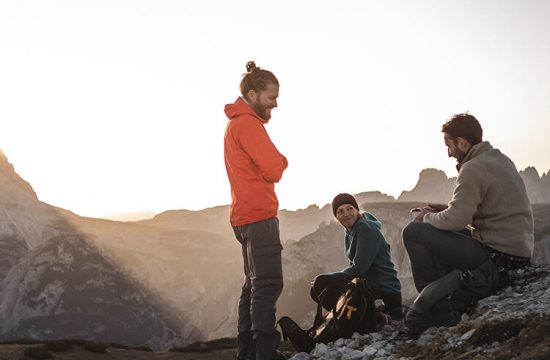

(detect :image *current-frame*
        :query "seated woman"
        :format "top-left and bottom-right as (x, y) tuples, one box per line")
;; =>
(311, 193), (403, 319)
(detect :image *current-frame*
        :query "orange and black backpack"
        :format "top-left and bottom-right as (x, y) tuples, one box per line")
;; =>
(278, 277), (391, 353)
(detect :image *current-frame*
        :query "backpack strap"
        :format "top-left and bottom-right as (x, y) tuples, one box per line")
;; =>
(311, 282), (351, 335)
(313, 296), (325, 328)
(353, 278), (375, 331)
(312, 278), (354, 328)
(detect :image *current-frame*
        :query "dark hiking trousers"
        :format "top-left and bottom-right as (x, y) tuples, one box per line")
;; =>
(402, 221), (490, 292)
(233, 217), (283, 360)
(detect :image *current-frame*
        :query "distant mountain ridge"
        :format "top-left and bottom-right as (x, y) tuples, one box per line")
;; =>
(395, 167), (550, 205)
(106, 165), (549, 223)
(0, 150), (549, 350)
(134, 165), (548, 245)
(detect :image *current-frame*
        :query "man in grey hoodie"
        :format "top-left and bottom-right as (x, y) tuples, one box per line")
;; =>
(403, 113), (534, 293)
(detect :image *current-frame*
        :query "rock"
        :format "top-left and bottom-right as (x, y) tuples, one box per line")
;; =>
(346, 339), (365, 348)
(289, 353), (310, 360)
(363, 345), (377, 355)
(310, 343), (328, 357)
(460, 329), (476, 341)
(333, 338), (345, 347)
(325, 348), (343, 360)
(341, 348), (365, 359)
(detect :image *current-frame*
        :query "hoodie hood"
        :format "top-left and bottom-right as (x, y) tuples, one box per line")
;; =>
(361, 212), (382, 230)
(224, 97), (268, 124)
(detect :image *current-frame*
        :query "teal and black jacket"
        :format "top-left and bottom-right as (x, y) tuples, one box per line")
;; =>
(340, 212), (401, 295)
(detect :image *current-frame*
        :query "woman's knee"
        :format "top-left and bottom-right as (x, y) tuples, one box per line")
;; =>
(310, 274), (329, 301)
(310, 273), (350, 303)
(311, 273), (336, 298)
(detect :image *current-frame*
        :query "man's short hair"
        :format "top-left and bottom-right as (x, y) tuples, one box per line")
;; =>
(441, 113), (483, 145)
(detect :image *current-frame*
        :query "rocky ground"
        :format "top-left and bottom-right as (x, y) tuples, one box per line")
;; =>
(289, 265), (550, 360)
(1, 266), (549, 360)
(0, 337), (296, 360)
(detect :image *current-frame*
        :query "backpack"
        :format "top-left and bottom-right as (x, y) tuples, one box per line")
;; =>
(278, 277), (391, 353)
(405, 259), (500, 338)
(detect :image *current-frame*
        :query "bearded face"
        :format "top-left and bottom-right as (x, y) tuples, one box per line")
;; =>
(444, 133), (469, 163)
(248, 83), (279, 121)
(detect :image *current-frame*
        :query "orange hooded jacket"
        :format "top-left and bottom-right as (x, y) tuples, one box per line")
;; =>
(224, 97), (288, 226)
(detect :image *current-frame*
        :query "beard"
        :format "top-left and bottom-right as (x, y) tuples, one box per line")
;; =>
(251, 100), (271, 121)
(455, 148), (468, 163)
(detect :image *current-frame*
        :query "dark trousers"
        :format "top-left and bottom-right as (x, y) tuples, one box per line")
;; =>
(233, 217), (283, 360)
(310, 273), (403, 319)
(402, 221), (490, 292)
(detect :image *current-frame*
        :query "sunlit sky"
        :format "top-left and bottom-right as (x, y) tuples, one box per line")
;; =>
(1, 0), (549, 219)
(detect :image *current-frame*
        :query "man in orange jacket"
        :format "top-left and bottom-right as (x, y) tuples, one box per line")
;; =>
(224, 61), (288, 360)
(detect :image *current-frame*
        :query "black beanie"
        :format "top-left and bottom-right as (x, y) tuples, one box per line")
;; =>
(331, 193), (359, 216)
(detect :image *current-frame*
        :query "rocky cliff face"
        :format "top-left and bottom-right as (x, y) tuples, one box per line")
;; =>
(0, 151), (36, 200)
(0, 234), (195, 349)
(520, 167), (550, 204)
(0, 154), (213, 350)
(397, 168), (456, 204)
(533, 204), (550, 265)
(71, 216), (242, 344)
(0, 153), (68, 252)
(278, 205), (334, 243)
(355, 191), (396, 204)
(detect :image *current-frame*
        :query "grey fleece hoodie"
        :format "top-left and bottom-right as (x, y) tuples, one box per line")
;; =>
(424, 141), (534, 258)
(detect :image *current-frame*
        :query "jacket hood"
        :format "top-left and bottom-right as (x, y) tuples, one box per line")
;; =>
(361, 212), (382, 230)
(224, 97), (267, 123)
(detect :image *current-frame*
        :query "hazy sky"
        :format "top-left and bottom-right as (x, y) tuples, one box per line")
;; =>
(1, 0), (549, 218)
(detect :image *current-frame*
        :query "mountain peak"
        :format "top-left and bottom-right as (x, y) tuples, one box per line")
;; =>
(397, 168), (455, 204)
(519, 167), (550, 204)
(418, 168), (451, 181)
(0, 150), (37, 201)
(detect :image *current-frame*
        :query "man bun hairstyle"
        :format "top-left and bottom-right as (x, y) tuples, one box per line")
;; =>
(331, 193), (360, 216)
(441, 113), (483, 145)
(240, 61), (279, 101)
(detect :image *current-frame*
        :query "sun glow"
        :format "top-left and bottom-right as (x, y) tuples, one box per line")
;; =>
(1, 0), (549, 218)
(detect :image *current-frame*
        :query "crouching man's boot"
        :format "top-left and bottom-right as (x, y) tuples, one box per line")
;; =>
(405, 270), (461, 339)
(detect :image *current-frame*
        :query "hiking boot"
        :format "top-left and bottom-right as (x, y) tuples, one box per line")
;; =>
(235, 350), (286, 360)
(277, 316), (316, 353)
(254, 329), (281, 360)
(387, 306), (404, 321)
(405, 308), (430, 339)
(237, 330), (255, 360)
